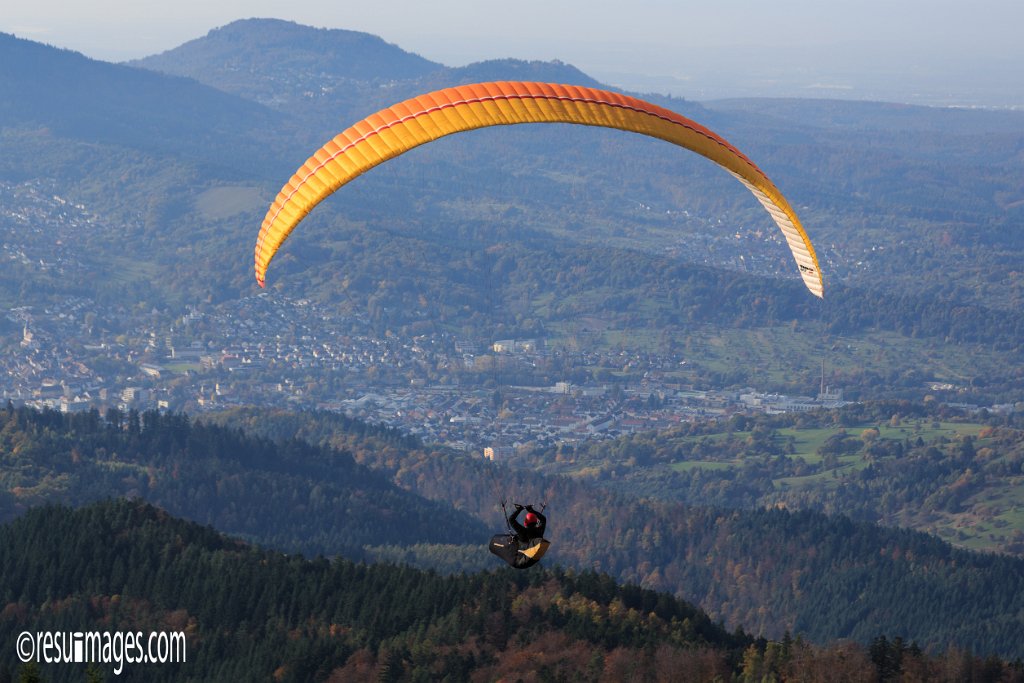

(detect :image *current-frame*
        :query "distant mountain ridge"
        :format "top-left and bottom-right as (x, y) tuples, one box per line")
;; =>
(0, 31), (288, 184)
(0, 31), (279, 164)
(129, 18), (442, 107)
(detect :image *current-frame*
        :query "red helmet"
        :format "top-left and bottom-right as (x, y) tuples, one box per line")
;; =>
(525, 512), (539, 526)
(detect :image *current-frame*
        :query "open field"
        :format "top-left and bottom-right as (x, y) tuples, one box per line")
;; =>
(778, 421), (986, 461)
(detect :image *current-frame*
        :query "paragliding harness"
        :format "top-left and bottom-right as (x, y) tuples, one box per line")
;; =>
(489, 500), (550, 570)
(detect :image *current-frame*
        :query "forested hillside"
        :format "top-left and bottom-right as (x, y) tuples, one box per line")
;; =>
(0, 403), (487, 556)
(6, 403), (1024, 657)
(2, 500), (1021, 682)
(208, 406), (1024, 659)
(0, 500), (745, 682)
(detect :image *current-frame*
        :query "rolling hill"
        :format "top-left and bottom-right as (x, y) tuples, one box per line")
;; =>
(131, 18), (443, 93)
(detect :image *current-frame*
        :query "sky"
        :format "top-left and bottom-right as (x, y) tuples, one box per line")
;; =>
(4, 0), (1023, 106)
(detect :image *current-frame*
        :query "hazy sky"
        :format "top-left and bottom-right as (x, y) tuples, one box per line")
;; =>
(5, 0), (1023, 105)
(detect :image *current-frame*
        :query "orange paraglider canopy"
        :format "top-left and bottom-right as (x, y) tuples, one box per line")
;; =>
(255, 81), (823, 297)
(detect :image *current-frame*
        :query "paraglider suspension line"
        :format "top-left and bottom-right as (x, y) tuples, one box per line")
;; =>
(500, 499), (513, 534)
